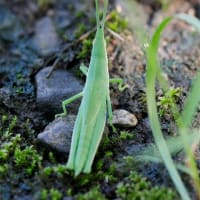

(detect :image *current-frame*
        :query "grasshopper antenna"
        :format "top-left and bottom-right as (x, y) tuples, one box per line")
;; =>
(101, 0), (108, 29)
(95, 0), (100, 28)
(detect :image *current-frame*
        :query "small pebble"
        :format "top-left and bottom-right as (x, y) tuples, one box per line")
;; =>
(112, 109), (138, 127)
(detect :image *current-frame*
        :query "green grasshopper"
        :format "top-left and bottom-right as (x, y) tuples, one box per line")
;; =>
(56, 0), (127, 176)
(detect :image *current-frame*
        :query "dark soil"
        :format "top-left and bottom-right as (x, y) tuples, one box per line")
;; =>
(0, 0), (200, 199)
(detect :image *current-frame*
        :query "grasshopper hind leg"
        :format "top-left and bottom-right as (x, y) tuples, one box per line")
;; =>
(83, 101), (107, 173)
(55, 92), (83, 118)
(66, 103), (83, 171)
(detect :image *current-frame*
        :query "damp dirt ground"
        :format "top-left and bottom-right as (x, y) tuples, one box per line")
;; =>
(1, 0), (200, 199)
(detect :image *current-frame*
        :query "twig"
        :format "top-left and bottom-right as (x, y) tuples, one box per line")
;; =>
(46, 11), (122, 78)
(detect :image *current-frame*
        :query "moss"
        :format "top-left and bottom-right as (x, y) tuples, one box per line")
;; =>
(40, 188), (62, 200)
(123, 156), (136, 169)
(14, 146), (42, 175)
(0, 114), (43, 182)
(76, 186), (107, 200)
(77, 38), (93, 59)
(0, 134), (21, 159)
(40, 189), (48, 200)
(41, 164), (70, 179)
(0, 149), (8, 161)
(119, 131), (134, 140)
(0, 164), (8, 177)
(37, 0), (54, 10)
(75, 23), (87, 39)
(48, 152), (56, 164)
(75, 11), (85, 19)
(106, 10), (128, 33)
(50, 188), (63, 200)
(157, 87), (182, 117)
(0, 112), (176, 200)
(1, 115), (18, 141)
(116, 171), (177, 200)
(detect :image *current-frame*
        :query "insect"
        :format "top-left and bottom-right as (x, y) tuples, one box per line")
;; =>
(56, 0), (127, 176)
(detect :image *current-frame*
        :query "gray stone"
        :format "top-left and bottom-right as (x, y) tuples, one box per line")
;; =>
(37, 115), (76, 154)
(112, 109), (138, 127)
(0, 87), (11, 105)
(35, 67), (83, 114)
(124, 143), (147, 155)
(0, 5), (23, 41)
(13, 195), (33, 200)
(33, 16), (59, 56)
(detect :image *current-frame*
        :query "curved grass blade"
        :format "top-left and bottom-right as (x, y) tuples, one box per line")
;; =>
(140, 131), (200, 158)
(146, 14), (200, 199)
(146, 17), (191, 200)
(174, 13), (200, 197)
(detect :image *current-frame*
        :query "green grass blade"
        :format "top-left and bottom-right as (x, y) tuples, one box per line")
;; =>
(140, 131), (200, 158)
(181, 69), (200, 127)
(136, 155), (191, 175)
(146, 17), (191, 200)
(174, 14), (200, 196)
(176, 14), (200, 30)
(174, 14), (200, 128)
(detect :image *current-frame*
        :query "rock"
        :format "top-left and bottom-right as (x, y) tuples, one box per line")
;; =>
(0, 184), (10, 200)
(33, 16), (59, 56)
(124, 143), (147, 155)
(114, 144), (147, 175)
(0, 5), (23, 41)
(112, 109), (138, 127)
(0, 87), (11, 107)
(194, 3), (200, 19)
(37, 115), (76, 154)
(35, 67), (83, 114)
(13, 195), (33, 200)
(63, 197), (73, 200)
(55, 11), (73, 29)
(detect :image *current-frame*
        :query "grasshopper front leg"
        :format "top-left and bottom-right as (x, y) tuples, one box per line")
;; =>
(55, 92), (83, 118)
(80, 65), (128, 91)
(109, 78), (129, 91)
(106, 92), (113, 125)
(106, 91), (117, 132)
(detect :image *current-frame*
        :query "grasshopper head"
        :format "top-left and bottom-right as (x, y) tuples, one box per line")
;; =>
(95, 0), (108, 30)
